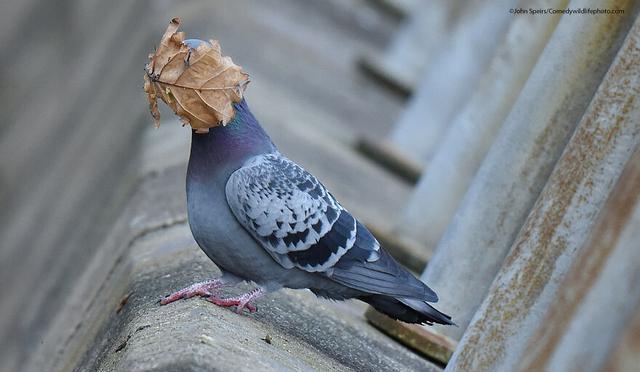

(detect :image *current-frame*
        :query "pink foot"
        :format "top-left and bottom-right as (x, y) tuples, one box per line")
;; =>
(206, 288), (265, 314)
(160, 279), (225, 305)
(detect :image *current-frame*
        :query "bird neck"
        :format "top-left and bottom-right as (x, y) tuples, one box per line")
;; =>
(187, 99), (276, 181)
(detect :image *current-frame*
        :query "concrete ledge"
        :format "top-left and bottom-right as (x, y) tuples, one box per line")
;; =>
(357, 54), (414, 99)
(355, 135), (423, 184)
(28, 165), (188, 372)
(84, 224), (439, 371)
(365, 308), (456, 366)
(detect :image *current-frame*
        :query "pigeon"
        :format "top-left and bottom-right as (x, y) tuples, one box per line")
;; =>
(159, 42), (453, 326)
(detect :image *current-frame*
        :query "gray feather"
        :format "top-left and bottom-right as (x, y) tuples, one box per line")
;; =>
(226, 152), (354, 271)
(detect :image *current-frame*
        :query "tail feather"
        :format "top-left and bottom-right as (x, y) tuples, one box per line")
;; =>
(363, 295), (454, 325)
(325, 219), (453, 325)
(332, 248), (438, 301)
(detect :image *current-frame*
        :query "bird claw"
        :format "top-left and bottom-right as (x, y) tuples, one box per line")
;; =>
(206, 296), (257, 313)
(159, 279), (225, 305)
(205, 287), (265, 314)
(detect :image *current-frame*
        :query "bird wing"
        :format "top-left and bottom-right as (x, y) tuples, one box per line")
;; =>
(226, 152), (437, 301)
(225, 152), (368, 272)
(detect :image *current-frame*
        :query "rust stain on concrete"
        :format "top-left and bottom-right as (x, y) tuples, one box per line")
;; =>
(521, 147), (640, 370)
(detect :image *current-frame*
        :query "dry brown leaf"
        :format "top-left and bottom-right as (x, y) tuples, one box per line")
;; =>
(143, 18), (250, 131)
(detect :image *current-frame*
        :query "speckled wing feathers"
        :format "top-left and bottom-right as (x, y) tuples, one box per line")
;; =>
(226, 153), (376, 272)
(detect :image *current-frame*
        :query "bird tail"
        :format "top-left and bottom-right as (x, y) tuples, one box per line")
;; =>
(362, 294), (454, 325)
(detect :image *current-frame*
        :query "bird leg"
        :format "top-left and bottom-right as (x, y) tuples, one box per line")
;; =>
(160, 279), (227, 305)
(206, 287), (265, 313)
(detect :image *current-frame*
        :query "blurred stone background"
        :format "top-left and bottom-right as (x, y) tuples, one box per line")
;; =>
(1, 0), (639, 371)
(0, 1), (417, 371)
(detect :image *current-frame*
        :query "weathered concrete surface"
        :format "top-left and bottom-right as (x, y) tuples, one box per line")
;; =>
(0, 1), (157, 370)
(26, 164), (188, 372)
(420, 0), (639, 341)
(518, 149), (640, 371)
(394, 0), (565, 253)
(388, 0), (515, 165)
(447, 13), (640, 371)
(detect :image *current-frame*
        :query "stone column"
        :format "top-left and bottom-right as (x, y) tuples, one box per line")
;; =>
(388, 1), (515, 165)
(446, 11), (640, 371)
(420, 0), (638, 341)
(360, 0), (463, 95)
(393, 0), (566, 254)
(517, 148), (640, 372)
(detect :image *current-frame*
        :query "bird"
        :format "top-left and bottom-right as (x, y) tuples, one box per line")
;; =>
(159, 40), (453, 326)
